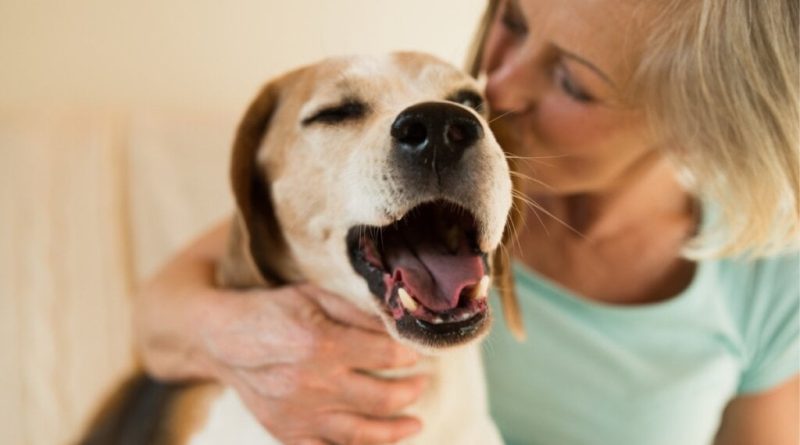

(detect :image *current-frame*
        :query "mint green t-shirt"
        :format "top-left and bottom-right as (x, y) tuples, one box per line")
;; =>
(483, 252), (799, 445)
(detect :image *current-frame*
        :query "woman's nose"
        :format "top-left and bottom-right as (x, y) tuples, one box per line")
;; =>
(484, 48), (543, 114)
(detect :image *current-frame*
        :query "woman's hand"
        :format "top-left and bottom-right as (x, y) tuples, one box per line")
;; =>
(202, 284), (428, 445)
(134, 220), (427, 445)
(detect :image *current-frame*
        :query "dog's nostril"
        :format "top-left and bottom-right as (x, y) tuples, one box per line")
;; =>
(447, 124), (465, 144)
(397, 120), (428, 147)
(445, 121), (478, 148)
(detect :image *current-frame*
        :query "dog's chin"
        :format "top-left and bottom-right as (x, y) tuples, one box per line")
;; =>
(347, 200), (493, 349)
(374, 309), (491, 352)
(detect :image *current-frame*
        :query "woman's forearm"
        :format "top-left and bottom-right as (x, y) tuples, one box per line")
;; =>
(133, 218), (232, 382)
(129, 217), (425, 442)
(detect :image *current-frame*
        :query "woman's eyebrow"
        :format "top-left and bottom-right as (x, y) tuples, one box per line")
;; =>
(558, 46), (616, 88)
(506, 0), (616, 89)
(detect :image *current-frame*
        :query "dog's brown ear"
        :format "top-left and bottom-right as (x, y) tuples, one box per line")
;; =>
(226, 81), (291, 286)
(493, 227), (526, 342)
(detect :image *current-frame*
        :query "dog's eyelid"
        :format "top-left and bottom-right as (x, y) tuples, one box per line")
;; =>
(302, 100), (368, 126)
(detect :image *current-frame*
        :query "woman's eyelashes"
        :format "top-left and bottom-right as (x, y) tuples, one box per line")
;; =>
(554, 64), (595, 103)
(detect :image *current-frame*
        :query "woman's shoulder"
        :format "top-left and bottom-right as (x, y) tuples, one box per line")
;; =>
(709, 250), (799, 394)
(712, 249), (799, 301)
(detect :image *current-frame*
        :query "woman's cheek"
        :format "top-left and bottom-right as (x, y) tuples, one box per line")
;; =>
(533, 94), (614, 153)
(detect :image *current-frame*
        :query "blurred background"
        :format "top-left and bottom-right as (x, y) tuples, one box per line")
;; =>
(0, 1), (484, 443)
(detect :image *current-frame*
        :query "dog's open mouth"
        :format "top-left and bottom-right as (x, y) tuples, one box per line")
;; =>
(347, 200), (490, 346)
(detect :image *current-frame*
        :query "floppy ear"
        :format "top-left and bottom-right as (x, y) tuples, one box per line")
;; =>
(492, 208), (526, 342)
(219, 81), (292, 287)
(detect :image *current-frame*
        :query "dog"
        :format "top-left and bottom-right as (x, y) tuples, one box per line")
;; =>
(82, 51), (520, 445)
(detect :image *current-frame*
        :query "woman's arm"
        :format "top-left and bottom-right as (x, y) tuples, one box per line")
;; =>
(714, 375), (799, 445)
(134, 218), (428, 444)
(133, 218), (231, 380)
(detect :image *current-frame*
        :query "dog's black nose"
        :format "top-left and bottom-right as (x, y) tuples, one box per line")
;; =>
(391, 102), (483, 173)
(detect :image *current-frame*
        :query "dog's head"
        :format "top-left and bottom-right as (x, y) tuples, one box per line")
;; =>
(221, 52), (514, 350)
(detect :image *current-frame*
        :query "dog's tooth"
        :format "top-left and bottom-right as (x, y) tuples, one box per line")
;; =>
(432, 316), (444, 324)
(470, 275), (490, 300)
(445, 225), (461, 252)
(398, 288), (418, 312)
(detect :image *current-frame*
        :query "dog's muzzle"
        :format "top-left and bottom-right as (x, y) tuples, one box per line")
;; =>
(346, 102), (501, 348)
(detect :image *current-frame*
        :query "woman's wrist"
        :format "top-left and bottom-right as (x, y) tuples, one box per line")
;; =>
(134, 285), (220, 382)
(134, 219), (233, 382)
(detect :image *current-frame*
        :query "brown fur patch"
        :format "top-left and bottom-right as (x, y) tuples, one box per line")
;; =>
(166, 384), (224, 445)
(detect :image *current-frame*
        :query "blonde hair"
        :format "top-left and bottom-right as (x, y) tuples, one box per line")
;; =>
(468, 0), (800, 259)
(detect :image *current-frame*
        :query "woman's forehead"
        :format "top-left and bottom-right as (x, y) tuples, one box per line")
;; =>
(513, 0), (653, 84)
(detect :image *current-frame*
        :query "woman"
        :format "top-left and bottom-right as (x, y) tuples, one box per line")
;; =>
(135, 0), (799, 443)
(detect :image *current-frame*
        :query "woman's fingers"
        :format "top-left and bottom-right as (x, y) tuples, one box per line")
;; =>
(231, 373), (424, 445)
(203, 283), (429, 444)
(322, 323), (419, 370)
(339, 372), (428, 417)
(234, 367), (427, 418)
(317, 412), (423, 445)
(296, 284), (386, 333)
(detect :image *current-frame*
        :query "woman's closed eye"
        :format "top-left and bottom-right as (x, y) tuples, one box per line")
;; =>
(554, 64), (595, 103)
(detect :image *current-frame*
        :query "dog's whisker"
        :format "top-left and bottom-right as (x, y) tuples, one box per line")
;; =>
(511, 191), (585, 239)
(506, 155), (571, 169)
(509, 171), (555, 191)
(525, 199), (550, 238)
(510, 196), (547, 239)
(505, 203), (526, 254)
(504, 153), (571, 160)
(507, 157), (562, 170)
(488, 107), (525, 124)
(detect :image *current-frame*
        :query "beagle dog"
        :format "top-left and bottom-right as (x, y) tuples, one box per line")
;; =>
(82, 51), (521, 445)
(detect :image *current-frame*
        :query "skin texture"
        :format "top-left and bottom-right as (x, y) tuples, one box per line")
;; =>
(135, 0), (798, 443)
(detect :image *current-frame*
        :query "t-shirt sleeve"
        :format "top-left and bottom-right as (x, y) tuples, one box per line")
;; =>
(737, 253), (800, 395)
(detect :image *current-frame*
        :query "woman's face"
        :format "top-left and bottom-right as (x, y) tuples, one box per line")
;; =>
(482, 0), (656, 195)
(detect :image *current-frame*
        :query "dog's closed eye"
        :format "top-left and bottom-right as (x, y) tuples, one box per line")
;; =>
(302, 100), (368, 126)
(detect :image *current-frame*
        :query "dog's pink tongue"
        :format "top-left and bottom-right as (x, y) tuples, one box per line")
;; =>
(385, 245), (484, 312)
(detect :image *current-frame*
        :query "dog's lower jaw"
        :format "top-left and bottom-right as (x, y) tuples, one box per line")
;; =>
(187, 345), (502, 445)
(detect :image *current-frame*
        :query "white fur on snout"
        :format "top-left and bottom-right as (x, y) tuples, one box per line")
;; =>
(468, 130), (513, 252)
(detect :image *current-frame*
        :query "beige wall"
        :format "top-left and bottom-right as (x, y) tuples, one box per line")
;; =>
(1, 0), (484, 111)
(0, 1), (486, 444)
